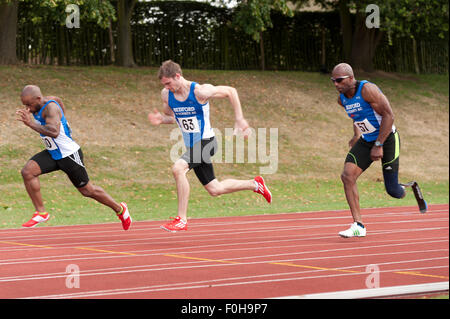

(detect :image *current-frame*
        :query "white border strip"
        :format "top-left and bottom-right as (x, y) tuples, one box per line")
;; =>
(272, 281), (449, 299)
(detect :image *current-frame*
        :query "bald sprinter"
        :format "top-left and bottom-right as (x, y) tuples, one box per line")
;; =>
(330, 63), (427, 238)
(16, 85), (132, 230)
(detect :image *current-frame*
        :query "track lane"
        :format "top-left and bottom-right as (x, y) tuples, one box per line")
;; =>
(0, 204), (447, 299)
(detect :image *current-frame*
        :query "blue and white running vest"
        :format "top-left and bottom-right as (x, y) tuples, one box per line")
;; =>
(168, 82), (214, 147)
(33, 100), (80, 160)
(340, 80), (395, 142)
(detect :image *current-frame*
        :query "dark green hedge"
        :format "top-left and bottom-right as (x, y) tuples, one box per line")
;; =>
(16, 0), (448, 73)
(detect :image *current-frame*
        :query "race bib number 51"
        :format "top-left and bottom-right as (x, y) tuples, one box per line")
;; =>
(178, 116), (200, 133)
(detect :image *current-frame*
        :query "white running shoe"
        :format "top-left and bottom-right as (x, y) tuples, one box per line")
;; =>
(339, 222), (366, 238)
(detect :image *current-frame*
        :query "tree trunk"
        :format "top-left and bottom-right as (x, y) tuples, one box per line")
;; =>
(350, 12), (384, 73)
(259, 31), (265, 71)
(320, 26), (327, 72)
(0, 0), (18, 65)
(116, 0), (136, 67)
(338, 0), (352, 62)
(108, 19), (115, 64)
(57, 25), (64, 66)
(223, 26), (229, 69)
(412, 36), (420, 74)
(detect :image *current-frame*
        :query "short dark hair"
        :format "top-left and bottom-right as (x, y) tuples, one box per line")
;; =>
(158, 60), (182, 79)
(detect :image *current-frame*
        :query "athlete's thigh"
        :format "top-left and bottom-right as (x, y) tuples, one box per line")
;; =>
(193, 162), (216, 186)
(342, 161), (364, 180)
(345, 138), (373, 171)
(29, 150), (59, 175)
(57, 149), (90, 188)
(181, 137), (217, 169)
(173, 157), (190, 176)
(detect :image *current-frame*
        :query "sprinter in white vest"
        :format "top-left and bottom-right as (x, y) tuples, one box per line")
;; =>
(16, 85), (132, 230)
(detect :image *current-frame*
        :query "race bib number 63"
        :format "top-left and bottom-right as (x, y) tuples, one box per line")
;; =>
(178, 116), (200, 133)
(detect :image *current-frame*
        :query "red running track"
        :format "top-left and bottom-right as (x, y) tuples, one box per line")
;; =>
(0, 204), (448, 299)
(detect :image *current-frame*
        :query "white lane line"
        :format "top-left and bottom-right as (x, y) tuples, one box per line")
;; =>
(21, 265), (449, 299)
(0, 248), (447, 282)
(0, 218), (447, 253)
(1, 208), (447, 242)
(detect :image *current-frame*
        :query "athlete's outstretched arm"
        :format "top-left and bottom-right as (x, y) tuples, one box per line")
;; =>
(362, 83), (394, 144)
(349, 124), (361, 148)
(195, 84), (250, 136)
(148, 89), (176, 125)
(362, 83), (394, 161)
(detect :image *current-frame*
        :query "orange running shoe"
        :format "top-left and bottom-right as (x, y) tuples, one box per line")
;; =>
(22, 212), (50, 228)
(254, 176), (272, 204)
(160, 216), (187, 232)
(117, 202), (132, 230)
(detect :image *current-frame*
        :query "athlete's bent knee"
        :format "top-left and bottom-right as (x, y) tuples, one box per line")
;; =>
(21, 167), (36, 180)
(78, 185), (95, 198)
(383, 171), (405, 199)
(172, 161), (188, 178)
(21, 167), (31, 179)
(385, 184), (405, 199)
(204, 181), (223, 197)
(21, 163), (39, 180)
(206, 188), (221, 197)
(341, 171), (356, 185)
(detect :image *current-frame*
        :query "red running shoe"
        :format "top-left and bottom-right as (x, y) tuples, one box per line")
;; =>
(117, 202), (132, 230)
(254, 176), (272, 204)
(22, 212), (50, 228)
(160, 216), (188, 232)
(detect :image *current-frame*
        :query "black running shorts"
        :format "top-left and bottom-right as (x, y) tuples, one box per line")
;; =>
(181, 137), (218, 185)
(30, 149), (90, 188)
(345, 131), (400, 172)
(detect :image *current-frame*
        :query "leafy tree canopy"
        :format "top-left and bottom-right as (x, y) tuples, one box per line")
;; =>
(231, 0), (293, 42)
(18, 0), (115, 28)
